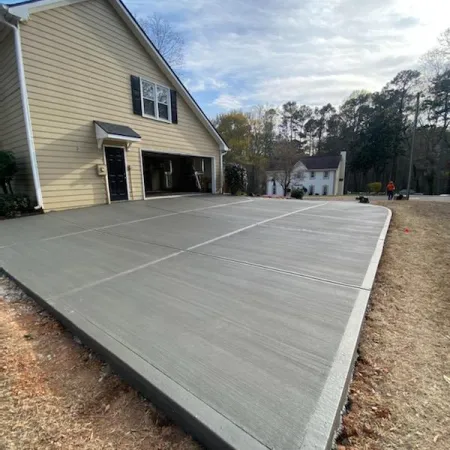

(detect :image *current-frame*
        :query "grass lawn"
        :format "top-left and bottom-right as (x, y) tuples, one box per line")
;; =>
(0, 200), (449, 449)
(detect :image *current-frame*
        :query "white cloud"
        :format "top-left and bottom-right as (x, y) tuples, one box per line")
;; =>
(184, 77), (228, 93)
(212, 94), (244, 110)
(127, 0), (449, 111)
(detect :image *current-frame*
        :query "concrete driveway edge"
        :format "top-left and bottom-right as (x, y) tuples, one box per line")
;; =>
(0, 268), (268, 450)
(299, 205), (392, 449)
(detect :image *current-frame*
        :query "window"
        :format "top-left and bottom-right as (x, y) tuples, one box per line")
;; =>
(324, 171), (329, 179)
(141, 79), (171, 121)
(309, 185), (315, 195)
(310, 171), (315, 179)
(272, 179), (276, 195)
(323, 185), (328, 195)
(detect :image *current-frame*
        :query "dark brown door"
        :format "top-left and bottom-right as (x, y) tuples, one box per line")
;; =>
(105, 147), (128, 201)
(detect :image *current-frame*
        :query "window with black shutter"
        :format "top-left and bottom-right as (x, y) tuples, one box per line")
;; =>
(130, 75), (142, 115)
(170, 90), (178, 124)
(132, 75), (177, 124)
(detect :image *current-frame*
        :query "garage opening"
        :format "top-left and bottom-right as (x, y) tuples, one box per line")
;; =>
(141, 151), (214, 197)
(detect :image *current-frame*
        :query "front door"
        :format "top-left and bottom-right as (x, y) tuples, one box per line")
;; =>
(105, 146), (128, 201)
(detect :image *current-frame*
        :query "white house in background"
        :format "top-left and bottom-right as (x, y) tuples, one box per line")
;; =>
(267, 151), (346, 196)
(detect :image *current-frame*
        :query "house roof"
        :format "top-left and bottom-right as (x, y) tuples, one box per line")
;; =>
(300, 155), (341, 170)
(2, 0), (229, 152)
(94, 121), (141, 139)
(266, 154), (341, 172)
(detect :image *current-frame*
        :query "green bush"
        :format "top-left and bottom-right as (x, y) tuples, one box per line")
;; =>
(0, 151), (18, 194)
(367, 182), (382, 194)
(291, 188), (304, 199)
(225, 163), (248, 195)
(0, 194), (33, 218)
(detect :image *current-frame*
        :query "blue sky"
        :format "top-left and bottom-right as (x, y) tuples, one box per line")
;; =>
(9, 0), (449, 118)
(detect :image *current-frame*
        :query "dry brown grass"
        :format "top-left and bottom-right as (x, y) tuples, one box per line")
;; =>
(0, 277), (199, 450)
(338, 201), (450, 450)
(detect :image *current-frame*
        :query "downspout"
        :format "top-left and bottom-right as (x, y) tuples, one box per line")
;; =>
(1, 9), (44, 209)
(219, 145), (227, 194)
(219, 151), (223, 194)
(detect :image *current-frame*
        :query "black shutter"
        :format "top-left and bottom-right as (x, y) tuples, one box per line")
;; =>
(170, 89), (178, 124)
(130, 75), (142, 115)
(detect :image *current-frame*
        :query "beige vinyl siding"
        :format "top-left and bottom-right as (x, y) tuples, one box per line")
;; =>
(0, 30), (34, 198)
(19, 0), (221, 211)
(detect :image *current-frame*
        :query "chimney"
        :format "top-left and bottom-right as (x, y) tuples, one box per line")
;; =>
(338, 151), (347, 195)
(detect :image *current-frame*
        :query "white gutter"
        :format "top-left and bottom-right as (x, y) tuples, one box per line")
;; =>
(219, 150), (223, 194)
(1, 12), (44, 209)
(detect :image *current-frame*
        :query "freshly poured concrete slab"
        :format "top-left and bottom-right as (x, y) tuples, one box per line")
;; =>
(103, 211), (257, 250)
(297, 204), (389, 222)
(0, 213), (85, 248)
(57, 253), (358, 450)
(48, 195), (251, 230)
(0, 231), (177, 298)
(0, 197), (391, 450)
(196, 218), (382, 287)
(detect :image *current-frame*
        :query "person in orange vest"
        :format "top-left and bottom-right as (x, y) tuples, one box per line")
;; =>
(387, 181), (396, 200)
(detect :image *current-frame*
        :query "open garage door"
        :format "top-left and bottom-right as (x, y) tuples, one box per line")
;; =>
(141, 151), (214, 198)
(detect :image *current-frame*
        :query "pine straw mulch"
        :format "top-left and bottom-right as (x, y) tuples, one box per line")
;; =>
(0, 276), (199, 450)
(337, 201), (450, 450)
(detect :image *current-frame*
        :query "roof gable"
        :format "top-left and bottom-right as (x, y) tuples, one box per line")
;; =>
(5, 0), (228, 151)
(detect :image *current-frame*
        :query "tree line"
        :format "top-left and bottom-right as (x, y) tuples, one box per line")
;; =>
(213, 28), (450, 195)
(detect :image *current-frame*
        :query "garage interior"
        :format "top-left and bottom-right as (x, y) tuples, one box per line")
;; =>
(141, 151), (213, 196)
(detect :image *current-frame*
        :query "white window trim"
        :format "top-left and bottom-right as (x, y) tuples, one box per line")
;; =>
(140, 78), (172, 123)
(310, 171), (315, 179)
(323, 171), (329, 179)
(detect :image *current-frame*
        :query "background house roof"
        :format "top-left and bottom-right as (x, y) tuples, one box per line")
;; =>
(267, 154), (341, 172)
(300, 155), (341, 170)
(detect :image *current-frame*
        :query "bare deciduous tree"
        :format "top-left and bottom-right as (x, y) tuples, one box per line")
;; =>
(270, 141), (305, 196)
(420, 27), (450, 80)
(138, 14), (185, 69)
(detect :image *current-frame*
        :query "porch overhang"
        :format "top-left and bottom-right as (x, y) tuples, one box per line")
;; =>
(94, 121), (141, 150)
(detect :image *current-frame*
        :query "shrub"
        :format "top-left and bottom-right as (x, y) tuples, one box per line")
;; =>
(0, 194), (33, 218)
(291, 188), (304, 199)
(0, 151), (18, 194)
(367, 182), (382, 194)
(225, 163), (248, 195)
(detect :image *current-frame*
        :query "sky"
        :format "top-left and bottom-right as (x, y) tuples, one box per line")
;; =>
(9, 0), (450, 117)
(127, 0), (449, 117)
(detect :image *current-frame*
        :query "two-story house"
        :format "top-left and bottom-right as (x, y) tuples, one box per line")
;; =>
(0, 0), (228, 211)
(267, 151), (346, 196)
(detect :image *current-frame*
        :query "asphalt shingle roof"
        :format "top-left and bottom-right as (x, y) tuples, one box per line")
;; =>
(300, 155), (341, 170)
(94, 121), (141, 139)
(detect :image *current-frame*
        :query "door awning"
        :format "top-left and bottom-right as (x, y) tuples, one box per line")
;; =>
(94, 121), (141, 149)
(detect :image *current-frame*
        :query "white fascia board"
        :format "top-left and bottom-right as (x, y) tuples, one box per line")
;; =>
(106, 134), (141, 142)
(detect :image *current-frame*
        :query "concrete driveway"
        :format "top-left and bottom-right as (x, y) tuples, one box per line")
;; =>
(0, 196), (390, 450)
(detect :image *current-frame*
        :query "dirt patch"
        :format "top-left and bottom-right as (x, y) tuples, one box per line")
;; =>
(0, 276), (199, 450)
(338, 201), (450, 449)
